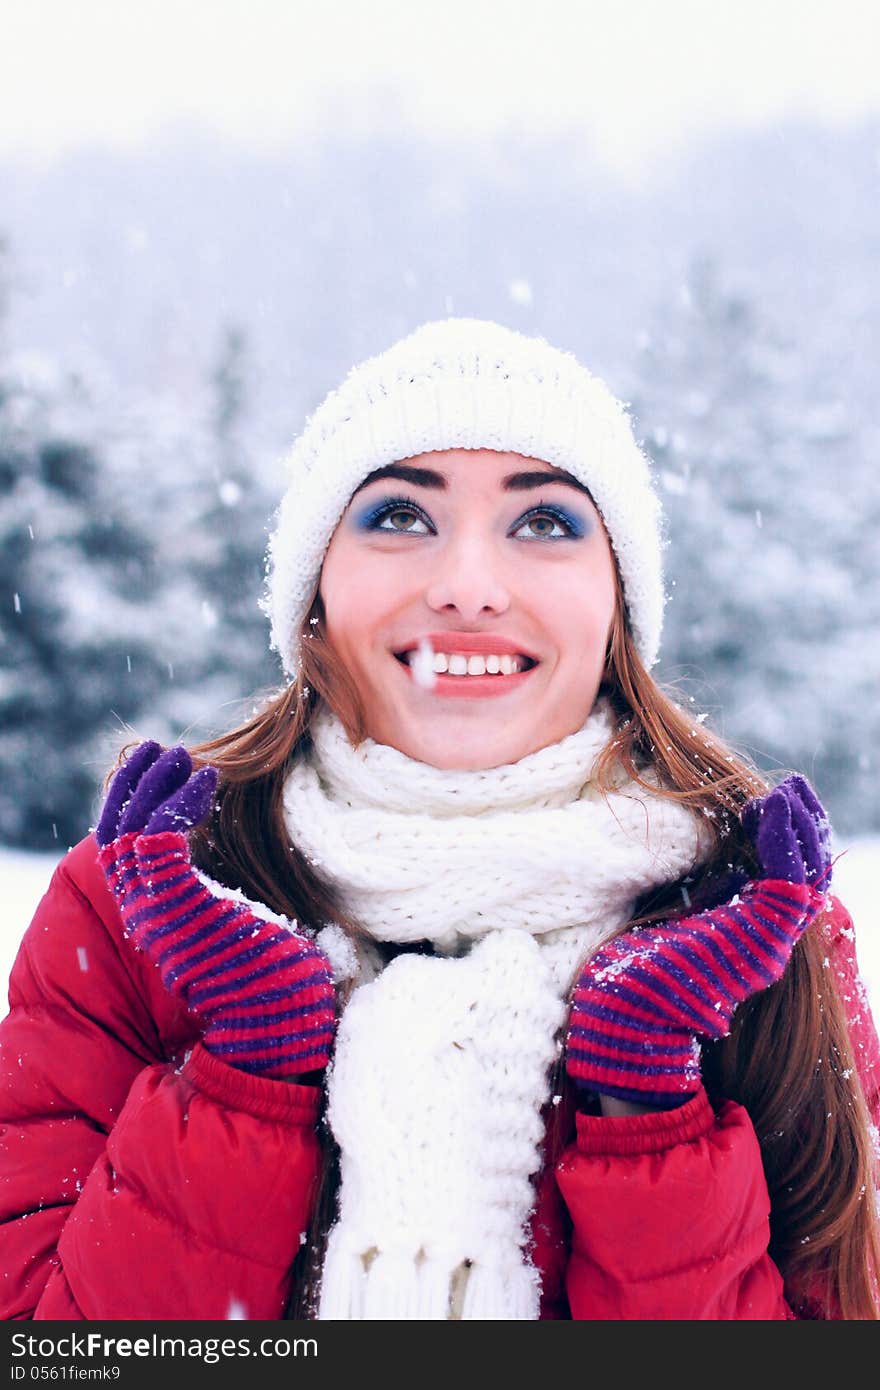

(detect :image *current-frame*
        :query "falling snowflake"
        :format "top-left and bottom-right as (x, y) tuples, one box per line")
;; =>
(508, 279), (533, 306)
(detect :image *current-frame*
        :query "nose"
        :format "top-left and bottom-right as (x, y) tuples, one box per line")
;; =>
(423, 526), (512, 623)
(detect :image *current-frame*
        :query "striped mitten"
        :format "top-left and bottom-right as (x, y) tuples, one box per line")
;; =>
(95, 741), (336, 1080)
(566, 774), (832, 1106)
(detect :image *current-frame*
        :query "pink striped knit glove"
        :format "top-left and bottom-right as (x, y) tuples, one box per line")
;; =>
(95, 741), (336, 1080)
(566, 775), (832, 1107)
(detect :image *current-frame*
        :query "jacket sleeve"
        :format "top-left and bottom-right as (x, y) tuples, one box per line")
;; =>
(555, 1087), (790, 1320)
(0, 839), (323, 1320)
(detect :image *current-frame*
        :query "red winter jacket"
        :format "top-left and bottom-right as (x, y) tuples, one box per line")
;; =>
(1, 834), (878, 1321)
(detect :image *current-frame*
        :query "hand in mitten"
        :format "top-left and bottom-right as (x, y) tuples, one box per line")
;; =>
(566, 774), (832, 1107)
(95, 740), (336, 1080)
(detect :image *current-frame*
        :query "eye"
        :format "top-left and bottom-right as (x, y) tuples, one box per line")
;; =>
(512, 505), (581, 541)
(363, 496), (432, 535)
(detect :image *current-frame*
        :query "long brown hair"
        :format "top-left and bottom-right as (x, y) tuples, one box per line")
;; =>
(128, 571), (878, 1319)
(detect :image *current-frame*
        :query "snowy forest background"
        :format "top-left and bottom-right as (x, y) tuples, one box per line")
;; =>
(1, 115), (879, 855)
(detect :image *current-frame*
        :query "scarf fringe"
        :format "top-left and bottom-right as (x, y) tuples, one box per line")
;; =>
(315, 1234), (365, 1320)
(317, 1242), (540, 1320)
(364, 1252), (455, 1320)
(318, 1238), (462, 1320)
(460, 1259), (540, 1320)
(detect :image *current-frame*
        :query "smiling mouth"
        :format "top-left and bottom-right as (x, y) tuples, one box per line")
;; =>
(393, 651), (539, 677)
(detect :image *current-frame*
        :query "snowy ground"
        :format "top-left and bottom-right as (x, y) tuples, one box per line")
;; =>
(2, 839), (878, 1019)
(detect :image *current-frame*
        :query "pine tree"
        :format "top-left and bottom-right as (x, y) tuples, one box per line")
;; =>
(0, 354), (168, 846)
(632, 256), (879, 834)
(187, 321), (278, 696)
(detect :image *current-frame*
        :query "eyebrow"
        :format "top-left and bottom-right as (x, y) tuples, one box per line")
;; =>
(351, 462), (593, 499)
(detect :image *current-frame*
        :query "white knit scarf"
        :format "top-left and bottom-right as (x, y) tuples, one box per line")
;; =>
(281, 697), (712, 1320)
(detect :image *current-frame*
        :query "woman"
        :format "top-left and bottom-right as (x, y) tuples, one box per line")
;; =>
(2, 317), (878, 1320)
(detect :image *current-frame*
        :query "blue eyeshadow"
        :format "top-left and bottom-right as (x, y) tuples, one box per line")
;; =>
(353, 499), (403, 530)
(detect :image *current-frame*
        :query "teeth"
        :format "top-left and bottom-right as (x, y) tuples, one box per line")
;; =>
(404, 650), (529, 676)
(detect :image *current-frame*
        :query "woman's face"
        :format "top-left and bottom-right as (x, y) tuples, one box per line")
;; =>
(318, 448), (618, 768)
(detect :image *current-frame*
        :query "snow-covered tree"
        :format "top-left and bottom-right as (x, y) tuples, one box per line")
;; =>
(0, 348), (170, 847)
(0, 246), (276, 846)
(633, 256), (880, 835)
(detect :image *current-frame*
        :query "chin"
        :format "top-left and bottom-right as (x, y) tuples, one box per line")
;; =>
(402, 729), (532, 771)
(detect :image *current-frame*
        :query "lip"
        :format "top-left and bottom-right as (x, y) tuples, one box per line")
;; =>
(393, 632), (541, 661)
(394, 652), (540, 699)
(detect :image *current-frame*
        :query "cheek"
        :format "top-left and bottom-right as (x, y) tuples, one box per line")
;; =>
(320, 547), (399, 652)
(549, 565), (616, 655)
(319, 544), (357, 649)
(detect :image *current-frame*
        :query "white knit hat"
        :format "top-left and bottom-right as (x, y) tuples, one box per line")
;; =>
(263, 317), (665, 677)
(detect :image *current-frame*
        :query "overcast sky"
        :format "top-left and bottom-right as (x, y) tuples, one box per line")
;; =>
(3, 0), (880, 180)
